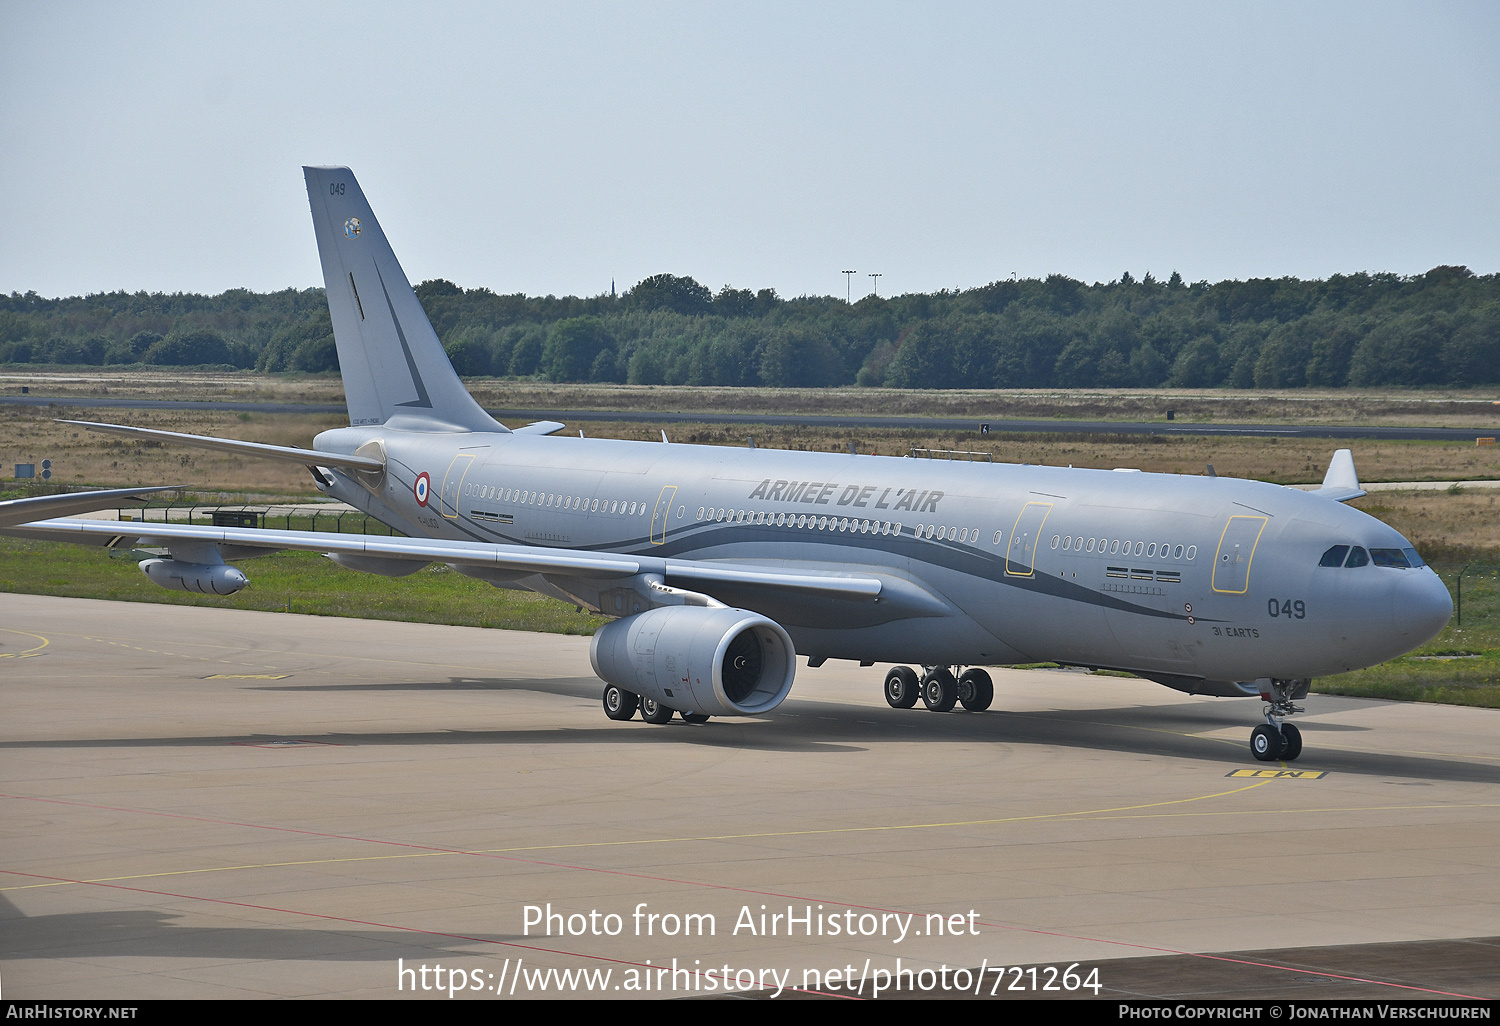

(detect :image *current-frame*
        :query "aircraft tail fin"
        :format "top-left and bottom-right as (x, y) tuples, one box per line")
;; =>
(303, 166), (506, 433)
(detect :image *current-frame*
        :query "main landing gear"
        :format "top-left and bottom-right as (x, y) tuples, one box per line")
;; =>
(601, 684), (710, 725)
(884, 666), (993, 713)
(1249, 678), (1308, 762)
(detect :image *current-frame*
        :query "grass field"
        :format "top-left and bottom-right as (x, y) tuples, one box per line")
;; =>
(6, 367), (1500, 426)
(0, 537), (606, 636)
(6, 405), (1500, 499)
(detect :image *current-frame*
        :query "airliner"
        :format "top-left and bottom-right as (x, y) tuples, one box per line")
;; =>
(0, 167), (1453, 762)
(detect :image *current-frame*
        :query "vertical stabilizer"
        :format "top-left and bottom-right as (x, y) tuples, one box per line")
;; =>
(303, 167), (505, 432)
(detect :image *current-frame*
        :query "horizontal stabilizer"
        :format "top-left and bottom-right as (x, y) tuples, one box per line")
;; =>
(513, 421), (567, 436)
(0, 486), (172, 529)
(60, 420), (385, 471)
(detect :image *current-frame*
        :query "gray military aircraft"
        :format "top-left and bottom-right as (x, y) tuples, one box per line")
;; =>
(6, 167), (1453, 761)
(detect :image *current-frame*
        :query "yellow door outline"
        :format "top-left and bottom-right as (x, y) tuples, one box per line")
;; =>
(1211, 515), (1268, 594)
(440, 453), (477, 520)
(1005, 502), (1053, 577)
(650, 485), (678, 545)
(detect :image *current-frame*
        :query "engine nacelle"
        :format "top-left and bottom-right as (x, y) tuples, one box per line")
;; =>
(139, 558), (248, 595)
(590, 606), (796, 717)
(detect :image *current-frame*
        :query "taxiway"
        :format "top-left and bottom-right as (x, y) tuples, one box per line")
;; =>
(2, 595), (1497, 1000)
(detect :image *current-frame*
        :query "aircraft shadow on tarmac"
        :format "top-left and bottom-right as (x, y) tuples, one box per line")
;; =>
(4, 674), (1499, 781)
(0, 892), (527, 962)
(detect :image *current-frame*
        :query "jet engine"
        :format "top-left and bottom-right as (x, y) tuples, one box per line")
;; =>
(139, 558), (248, 595)
(590, 605), (796, 716)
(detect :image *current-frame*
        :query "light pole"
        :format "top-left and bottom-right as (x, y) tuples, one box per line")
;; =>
(868, 272), (882, 297)
(842, 270), (856, 304)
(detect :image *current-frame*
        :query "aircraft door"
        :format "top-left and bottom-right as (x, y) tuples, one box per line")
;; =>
(1211, 516), (1269, 594)
(1005, 502), (1053, 577)
(650, 485), (678, 545)
(439, 453), (478, 520)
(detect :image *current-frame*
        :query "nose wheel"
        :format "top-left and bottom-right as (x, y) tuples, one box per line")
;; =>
(1250, 724), (1283, 761)
(1249, 679), (1308, 762)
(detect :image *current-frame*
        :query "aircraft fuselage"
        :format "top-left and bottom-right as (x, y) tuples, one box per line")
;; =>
(314, 424), (1454, 691)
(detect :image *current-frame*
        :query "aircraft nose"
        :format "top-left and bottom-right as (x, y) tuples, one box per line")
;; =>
(1390, 569), (1453, 647)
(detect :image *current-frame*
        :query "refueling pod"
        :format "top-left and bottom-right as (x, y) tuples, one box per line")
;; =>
(139, 558), (248, 595)
(590, 605), (796, 717)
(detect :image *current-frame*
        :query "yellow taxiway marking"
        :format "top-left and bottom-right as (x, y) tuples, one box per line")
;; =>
(204, 674), (291, 680)
(0, 628), (49, 659)
(0, 778), (1283, 893)
(1226, 769), (1327, 778)
(8, 789), (1497, 897)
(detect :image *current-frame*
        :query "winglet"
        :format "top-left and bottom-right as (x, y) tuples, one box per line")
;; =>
(1312, 449), (1366, 502)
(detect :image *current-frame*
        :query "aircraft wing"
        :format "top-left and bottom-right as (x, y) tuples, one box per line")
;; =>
(0, 487), (174, 529)
(5, 516), (886, 602)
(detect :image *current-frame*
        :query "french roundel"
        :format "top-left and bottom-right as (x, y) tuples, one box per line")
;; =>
(413, 472), (430, 507)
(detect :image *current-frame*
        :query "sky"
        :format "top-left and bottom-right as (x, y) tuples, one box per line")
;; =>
(2, 2), (1497, 301)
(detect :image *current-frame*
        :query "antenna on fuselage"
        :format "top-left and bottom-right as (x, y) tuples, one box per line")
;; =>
(661, 430), (669, 443)
(1207, 464), (1217, 477)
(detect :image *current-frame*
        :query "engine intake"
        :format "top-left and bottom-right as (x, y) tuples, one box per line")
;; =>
(590, 605), (795, 716)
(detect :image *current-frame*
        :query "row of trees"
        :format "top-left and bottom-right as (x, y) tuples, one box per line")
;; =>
(3, 267), (1497, 387)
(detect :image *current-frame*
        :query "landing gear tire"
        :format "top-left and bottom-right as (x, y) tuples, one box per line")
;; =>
(957, 669), (994, 712)
(1279, 722), (1302, 761)
(1251, 723), (1284, 762)
(680, 712), (710, 724)
(884, 666), (920, 709)
(640, 698), (675, 724)
(602, 684), (638, 721)
(922, 667), (958, 712)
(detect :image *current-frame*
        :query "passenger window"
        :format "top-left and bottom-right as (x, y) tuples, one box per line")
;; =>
(1319, 545), (1350, 568)
(1344, 546), (1369, 568)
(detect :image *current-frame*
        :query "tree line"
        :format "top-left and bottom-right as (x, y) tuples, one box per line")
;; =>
(2, 266), (1497, 388)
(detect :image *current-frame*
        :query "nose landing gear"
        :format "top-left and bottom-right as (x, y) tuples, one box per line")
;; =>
(1249, 678), (1309, 762)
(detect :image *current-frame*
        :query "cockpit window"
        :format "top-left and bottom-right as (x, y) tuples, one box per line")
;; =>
(1344, 546), (1370, 568)
(1319, 545), (1350, 567)
(1370, 548), (1411, 568)
(1403, 547), (1425, 568)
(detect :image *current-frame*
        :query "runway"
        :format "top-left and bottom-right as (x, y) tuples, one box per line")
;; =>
(4, 394), (1497, 441)
(2, 595), (1498, 1000)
